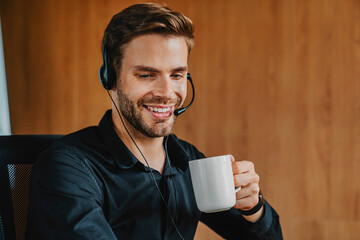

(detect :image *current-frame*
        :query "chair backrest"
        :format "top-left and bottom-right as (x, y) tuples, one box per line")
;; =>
(0, 135), (62, 240)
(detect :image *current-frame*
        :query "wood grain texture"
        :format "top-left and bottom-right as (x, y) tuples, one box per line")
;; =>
(292, 0), (360, 238)
(1, 0), (360, 239)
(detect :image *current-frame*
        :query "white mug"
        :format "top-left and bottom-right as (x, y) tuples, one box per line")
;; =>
(189, 155), (240, 213)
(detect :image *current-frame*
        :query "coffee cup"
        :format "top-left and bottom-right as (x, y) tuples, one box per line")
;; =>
(189, 155), (240, 213)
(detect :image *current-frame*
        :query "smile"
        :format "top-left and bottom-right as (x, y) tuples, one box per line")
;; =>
(147, 106), (171, 113)
(144, 105), (174, 118)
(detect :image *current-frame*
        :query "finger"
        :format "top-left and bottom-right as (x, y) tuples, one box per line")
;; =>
(229, 154), (235, 162)
(234, 192), (260, 210)
(235, 183), (260, 200)
(232, 160), (255, 175)
(233, 171), (260, 187)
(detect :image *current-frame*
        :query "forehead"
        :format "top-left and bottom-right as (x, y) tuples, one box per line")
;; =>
(121, 34), (189, 70)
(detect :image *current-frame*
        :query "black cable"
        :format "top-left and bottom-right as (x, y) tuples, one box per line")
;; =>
(164, 136), (180, 224)
(107, 91), (184, 240)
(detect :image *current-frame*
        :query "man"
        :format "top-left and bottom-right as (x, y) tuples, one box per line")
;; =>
(27, 3), (283, 239)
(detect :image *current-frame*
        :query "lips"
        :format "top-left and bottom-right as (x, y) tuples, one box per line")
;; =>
(144, 105), (174, 118)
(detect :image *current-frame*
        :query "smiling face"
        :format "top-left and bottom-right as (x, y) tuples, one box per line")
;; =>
(115, 34), (188, 138)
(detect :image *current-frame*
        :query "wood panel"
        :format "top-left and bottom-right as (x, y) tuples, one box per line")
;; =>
(2, 0), (360, 239)
(293, 220), (360, 240)
(292, 0), (360, 238)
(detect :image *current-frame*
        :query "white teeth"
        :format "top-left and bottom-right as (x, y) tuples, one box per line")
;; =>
(147, 106), (171, 113)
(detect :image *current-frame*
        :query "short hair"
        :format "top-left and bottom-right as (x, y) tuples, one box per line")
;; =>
(102, 3), (195, 74)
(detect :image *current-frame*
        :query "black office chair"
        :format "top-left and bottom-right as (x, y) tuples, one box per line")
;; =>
(0, 135), (62, 240)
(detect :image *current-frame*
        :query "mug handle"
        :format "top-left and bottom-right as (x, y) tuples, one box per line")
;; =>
(235, 187), (241, 192)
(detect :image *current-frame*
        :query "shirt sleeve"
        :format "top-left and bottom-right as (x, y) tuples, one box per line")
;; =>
(200, 200), (283, 240)
(26, 148), (117, 240)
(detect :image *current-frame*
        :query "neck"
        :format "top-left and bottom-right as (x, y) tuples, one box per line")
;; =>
(111, 107), (166, 174)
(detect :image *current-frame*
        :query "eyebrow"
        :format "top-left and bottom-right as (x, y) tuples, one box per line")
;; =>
(133, 65), (188, 73)
(172, 66), (188, 72)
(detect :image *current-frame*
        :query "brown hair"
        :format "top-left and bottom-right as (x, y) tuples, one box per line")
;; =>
(102, 3), (195, 74)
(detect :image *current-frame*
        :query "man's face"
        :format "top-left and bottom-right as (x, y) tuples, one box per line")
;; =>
(116, 34), (188, 138)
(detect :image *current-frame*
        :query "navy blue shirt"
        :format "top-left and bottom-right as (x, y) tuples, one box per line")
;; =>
(27, 110), (282, 239)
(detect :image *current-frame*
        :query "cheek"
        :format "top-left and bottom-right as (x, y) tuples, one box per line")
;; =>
(127, 87), (147, 101)
(119, 80), (147, 102)
(174, 80), (188, 100)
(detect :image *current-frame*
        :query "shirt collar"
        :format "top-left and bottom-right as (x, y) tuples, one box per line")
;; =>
(97, 110), (189, 173)
(98, 110), (138, 169)
(164, 134), (190, 174)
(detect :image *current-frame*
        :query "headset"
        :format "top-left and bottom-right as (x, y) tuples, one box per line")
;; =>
(99, 46), (196, 239)
(99, 47), (116, 90)
(99, 47), (195, 116)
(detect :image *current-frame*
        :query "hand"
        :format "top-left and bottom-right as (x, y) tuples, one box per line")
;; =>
(230, 155), (264, 222)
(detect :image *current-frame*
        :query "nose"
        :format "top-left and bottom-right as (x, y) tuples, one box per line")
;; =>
(153, 75), (175, 99)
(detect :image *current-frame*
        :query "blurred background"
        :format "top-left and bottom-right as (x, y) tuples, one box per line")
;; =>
(1, 0), (360, 239)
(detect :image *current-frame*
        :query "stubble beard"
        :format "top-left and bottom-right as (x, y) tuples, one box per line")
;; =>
(116, 87), (180, 138)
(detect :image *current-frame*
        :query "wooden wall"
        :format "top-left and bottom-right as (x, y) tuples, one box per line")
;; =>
(1, 0), (360, 239)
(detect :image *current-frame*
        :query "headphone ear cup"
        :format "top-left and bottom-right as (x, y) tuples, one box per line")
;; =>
(106, 66), (116, 89)
(100, 66), (115, 90)
(99, 47), (116, 90)
(99, 64), (116, 90)
(99, 64), (109, 89)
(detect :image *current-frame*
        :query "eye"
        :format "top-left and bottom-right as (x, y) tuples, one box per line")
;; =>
(138, 74), (154, 79)
(171, 74), (184, 80)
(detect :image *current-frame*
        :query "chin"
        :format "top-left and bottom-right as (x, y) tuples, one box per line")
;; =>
(147, 123), (174, 138)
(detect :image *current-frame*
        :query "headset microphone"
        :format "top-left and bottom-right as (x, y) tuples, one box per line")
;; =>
(174, 73), (195, 116)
